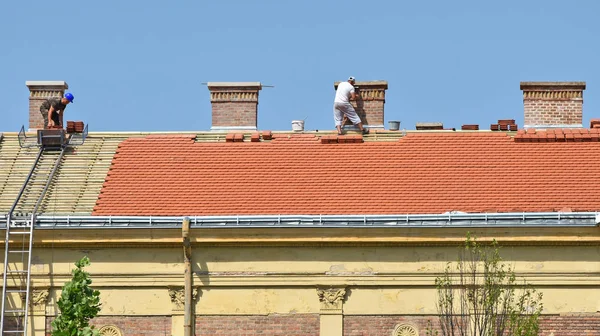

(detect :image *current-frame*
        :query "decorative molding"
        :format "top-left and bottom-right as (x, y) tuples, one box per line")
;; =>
(19, 288), (49, 313)
(316, 287), (346, 312)
(523, 91), (583, 100)
(29, 90), (65, 98)
(98, 325), (123, 336)
(168, 286), (200, 311)
(392, 323), (419, 336)
(357, 89), (386, 100)
(520, 81), (585, 100)
(210, 91), (259, 102)
(333, 81), (388, 103)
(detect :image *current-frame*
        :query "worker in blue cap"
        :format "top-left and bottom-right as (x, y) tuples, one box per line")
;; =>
(39, 92), (74, 129)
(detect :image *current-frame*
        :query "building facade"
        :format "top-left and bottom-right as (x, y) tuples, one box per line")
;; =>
(0, 81), (598, 336)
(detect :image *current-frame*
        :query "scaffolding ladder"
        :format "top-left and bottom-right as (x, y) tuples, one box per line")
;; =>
(1, 129), (70, 335)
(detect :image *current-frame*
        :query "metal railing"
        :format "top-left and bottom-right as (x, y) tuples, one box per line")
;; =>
(17, 124), (89, 148)
(17, 126), (37, 148)
(0, 212), (597, 229)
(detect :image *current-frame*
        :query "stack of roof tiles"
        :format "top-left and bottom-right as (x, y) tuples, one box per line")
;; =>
(514, 128), (600, 142)
(66, 121), (85, 133)
(490, 119), (518, 131)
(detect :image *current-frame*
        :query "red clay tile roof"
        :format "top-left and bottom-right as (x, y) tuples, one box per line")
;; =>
(93, 132), (600, 216)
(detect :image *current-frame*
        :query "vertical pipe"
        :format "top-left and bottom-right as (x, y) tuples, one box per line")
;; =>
(182, 217), (192, 336)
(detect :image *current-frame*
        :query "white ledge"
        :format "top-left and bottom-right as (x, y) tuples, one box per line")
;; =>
(25, 81), (69, 88)
(210, 126), (257, 131)
(524, 124), (583, 129)
(207, 82), (262, 89)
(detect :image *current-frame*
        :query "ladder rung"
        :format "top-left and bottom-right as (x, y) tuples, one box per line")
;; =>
(3, 331), (26, 333)
(8, 232), (30, 235)
(8, 250), (29, 253)
(4, 309), (25, 314)
(6, 289), (27, 293)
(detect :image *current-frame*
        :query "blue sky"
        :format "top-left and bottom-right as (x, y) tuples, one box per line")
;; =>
(2, 0), (599, 132)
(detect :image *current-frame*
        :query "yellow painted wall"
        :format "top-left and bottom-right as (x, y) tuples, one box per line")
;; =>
(1, 225), (598, 336)
(19, 227), (598, 318)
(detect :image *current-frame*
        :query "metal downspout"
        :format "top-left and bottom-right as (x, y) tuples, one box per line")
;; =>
(182, 217), (192, 336)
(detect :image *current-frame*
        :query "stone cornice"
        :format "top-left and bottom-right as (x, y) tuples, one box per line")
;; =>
(26, 81), (69, 98)
(520, 81), (586, 90)
(18, 226), (600, 247)
(29, 272), (600, 288)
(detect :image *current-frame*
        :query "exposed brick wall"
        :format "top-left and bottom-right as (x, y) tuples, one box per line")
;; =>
(521, 82), (585, 128)
(539, 314), (600, 336)
(2, 316), (23, 334)
(211, 101), (258, 128)
(195, 314), (319, 336)
(29, 97), (47, 130)
(357, 99), (384, 126)
(45, 316), (171, 336)
(37, 313), (600, 335)
(523, 100), (583, 126)
(344, 314), (600, 336)
(344, 315), (439, 336)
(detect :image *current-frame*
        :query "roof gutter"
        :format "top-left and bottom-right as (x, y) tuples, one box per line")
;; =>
(0, 212), (599, 229)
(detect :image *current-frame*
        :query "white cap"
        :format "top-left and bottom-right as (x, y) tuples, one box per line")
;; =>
(348, 76), (356, 81)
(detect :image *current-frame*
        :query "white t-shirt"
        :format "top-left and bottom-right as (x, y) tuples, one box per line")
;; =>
(334, 81), (355, 104)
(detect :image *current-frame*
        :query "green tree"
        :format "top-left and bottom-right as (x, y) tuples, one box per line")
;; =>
(428, 234), (543, 336)
(51, 256), (102, 336)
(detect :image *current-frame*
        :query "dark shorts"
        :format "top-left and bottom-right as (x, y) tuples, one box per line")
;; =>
(40, 109), (61, 128)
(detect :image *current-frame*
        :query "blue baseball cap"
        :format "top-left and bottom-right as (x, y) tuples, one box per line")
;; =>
(64, 92), (74, 103)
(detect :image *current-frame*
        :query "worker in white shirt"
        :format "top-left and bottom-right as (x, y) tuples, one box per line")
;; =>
(333, 76), (369, 135)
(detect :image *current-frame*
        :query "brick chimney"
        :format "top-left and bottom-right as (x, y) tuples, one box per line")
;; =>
(334, 80), (388, 130)
(520, 82), (585, 128)
(207, 82), (262, 131)
(26, 81), (69, 130)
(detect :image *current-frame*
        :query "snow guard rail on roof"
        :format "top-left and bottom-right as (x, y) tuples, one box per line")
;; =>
(0, 213), (599, 229)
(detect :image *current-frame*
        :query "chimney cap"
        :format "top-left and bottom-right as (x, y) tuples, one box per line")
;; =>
(26, 81), (69, 89)
(334, 80), (388, 89)
(207, 82), (262, 89)
(520, 82), (586, 90)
